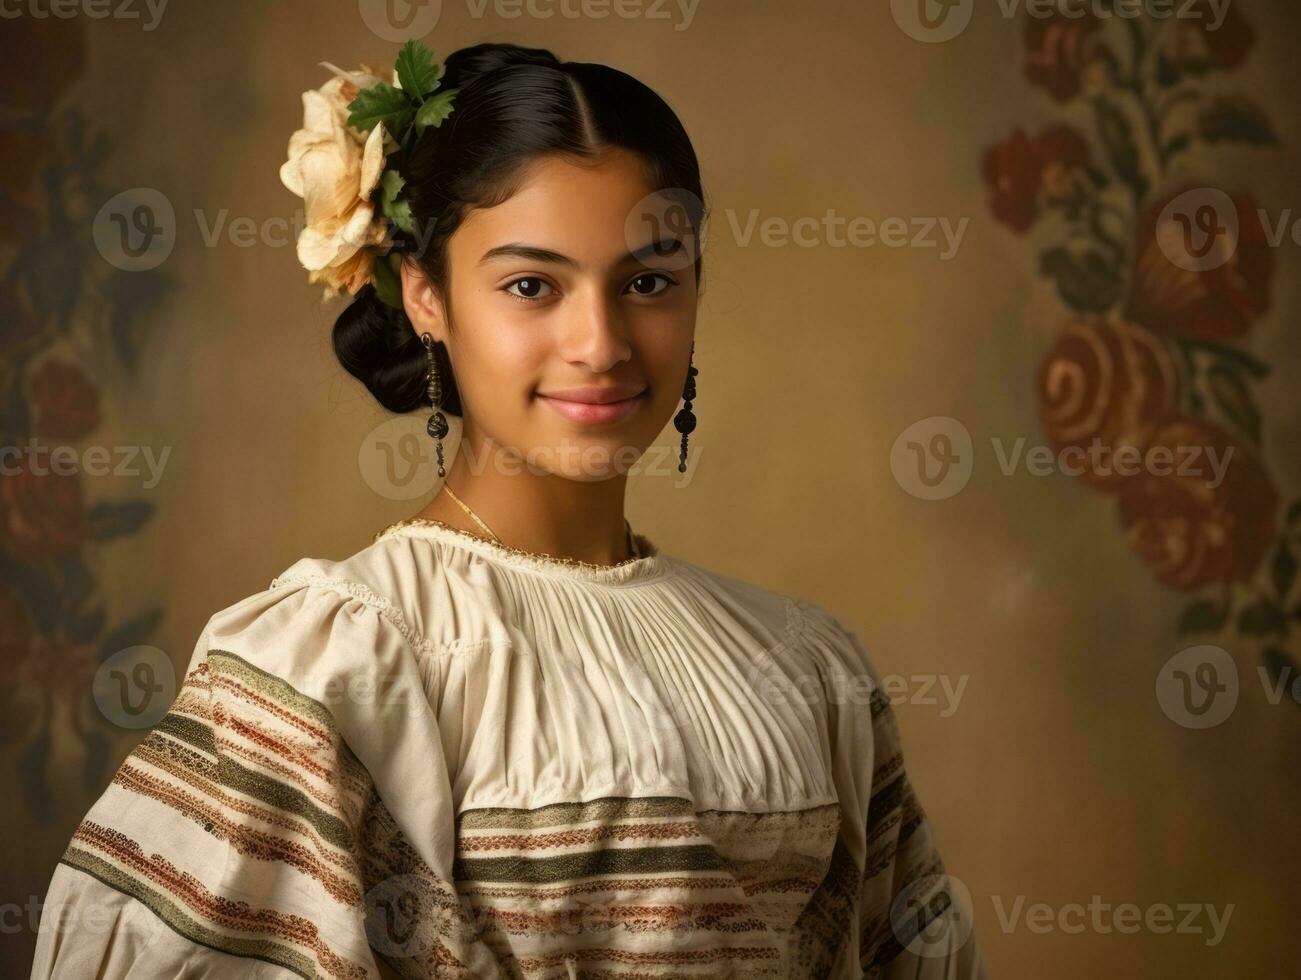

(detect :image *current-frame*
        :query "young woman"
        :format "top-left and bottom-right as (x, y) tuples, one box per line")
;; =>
(31, 42), (987, 980)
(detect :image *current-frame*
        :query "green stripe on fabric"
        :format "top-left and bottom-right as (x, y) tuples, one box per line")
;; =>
(59, 848), (322, 980)
(454, 843), (730, 883)
(458, 795), (696, 831)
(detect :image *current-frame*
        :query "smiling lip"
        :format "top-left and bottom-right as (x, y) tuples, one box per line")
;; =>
(536, 386), (648, 425)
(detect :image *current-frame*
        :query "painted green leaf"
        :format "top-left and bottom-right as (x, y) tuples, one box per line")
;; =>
(1198, 95), (1278, 146)
(1093, 97), (1148, 201)
(1206, 363), (1261, 447)
(1039, 247), (1122, 314)
(1179, 599), (1227, 634)
(1274, 542), (1297, 601)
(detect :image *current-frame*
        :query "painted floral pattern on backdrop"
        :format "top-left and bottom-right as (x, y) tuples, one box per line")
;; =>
(1, 10), (173, 819)
(981, 0), (1300, 690)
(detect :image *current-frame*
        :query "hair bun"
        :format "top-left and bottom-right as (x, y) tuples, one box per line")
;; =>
(332, 286), (429, 414)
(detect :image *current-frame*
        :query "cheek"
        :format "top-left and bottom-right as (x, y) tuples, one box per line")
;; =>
(454, 328), (546, 415)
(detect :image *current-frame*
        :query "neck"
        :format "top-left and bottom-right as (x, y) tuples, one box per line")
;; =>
(411, 433), (638, 567)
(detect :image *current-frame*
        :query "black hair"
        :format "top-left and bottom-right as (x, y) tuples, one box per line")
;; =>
(331, 42), (707, 417)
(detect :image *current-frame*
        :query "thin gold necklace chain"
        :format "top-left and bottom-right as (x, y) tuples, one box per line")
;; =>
(438, 483), (642, 561)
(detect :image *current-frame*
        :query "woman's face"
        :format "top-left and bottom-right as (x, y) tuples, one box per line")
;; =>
(407, 147), (699, 482)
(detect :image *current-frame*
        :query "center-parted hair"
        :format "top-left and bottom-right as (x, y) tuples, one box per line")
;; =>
(332, 42), (706, 418)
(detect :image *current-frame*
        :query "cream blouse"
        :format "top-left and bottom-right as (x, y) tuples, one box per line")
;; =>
(31, 518), (987, 979)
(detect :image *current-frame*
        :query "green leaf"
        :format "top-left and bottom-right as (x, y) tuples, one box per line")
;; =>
(1039, 247), (1123, 314)
(1206, 363), (1261, 447)
(383, 195), (413, 235)
(371, 251), (402, 309)
(1273, 542), (1297, 600)
(396, 40), (442, 100)
(415, 90), (456, 135)
(1093, 97), (1148, 201)
(347, 82), (411, 135)
(1179, 599), (1228, 634)
(1185, 338), (1271, 379)
(87, 499), (155, 541)
(378, 169), (412, 234)
(380, 169), (405, 206)
(1198, 96), (1277, 146)
(1238, 600), (1287, 637)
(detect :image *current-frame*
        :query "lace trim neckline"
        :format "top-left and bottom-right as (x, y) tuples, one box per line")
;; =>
(372, 517), (672, 585)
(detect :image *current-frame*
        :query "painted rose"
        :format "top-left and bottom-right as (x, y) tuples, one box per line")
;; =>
(1117, 415), (1277, 591)
(1024, 10), (1103, 103)
(983, 126), (1091, 233)
(1038, 317), (1179, 491)
(30, 358), (101, 441)
(1126, 188), (1274, 341)
(0, 447), (87, 561)
(1163, 0), (1255, 72)
(279, 62), (394, 299)
(0, 6), (85, 113)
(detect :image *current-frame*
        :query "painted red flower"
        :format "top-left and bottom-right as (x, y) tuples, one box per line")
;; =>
(30, 358), (101, 441)
(1165, 0), (1255, 72)
(0, 446), (87, 561)
(1117, 414), (1277, 590)
(983, 126), (1091, 233)
(1038, 317), (1179, 491)
(1024, 11), (1103, 103)
(1126, 188), (1274, 341)
(0, 2), (86, 114)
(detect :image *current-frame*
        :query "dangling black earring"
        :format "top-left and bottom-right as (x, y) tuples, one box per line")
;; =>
(422, 332), (449, 478)
(673, 342), (698, 473)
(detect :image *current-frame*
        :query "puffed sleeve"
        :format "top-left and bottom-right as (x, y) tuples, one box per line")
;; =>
(30, 579), (505, 980)
(805, 602), (989, 979)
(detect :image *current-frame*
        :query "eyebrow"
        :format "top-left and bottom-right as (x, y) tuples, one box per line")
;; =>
(478, 238), (685, 267)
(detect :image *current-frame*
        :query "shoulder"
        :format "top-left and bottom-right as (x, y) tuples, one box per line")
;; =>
(664, 556), (877, 670)
(191, 534), (442, 690)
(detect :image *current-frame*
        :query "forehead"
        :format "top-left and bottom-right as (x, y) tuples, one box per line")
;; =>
(454, 149), (662, 259)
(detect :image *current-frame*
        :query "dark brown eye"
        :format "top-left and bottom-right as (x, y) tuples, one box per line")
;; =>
(504, 277), (555, 303)
(627, 273), (672, 297)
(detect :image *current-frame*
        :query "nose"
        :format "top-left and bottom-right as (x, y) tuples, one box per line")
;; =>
(557, 282), (632, 373)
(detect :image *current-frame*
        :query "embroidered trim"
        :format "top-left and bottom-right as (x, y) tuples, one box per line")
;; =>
(371, 517), (672, 586)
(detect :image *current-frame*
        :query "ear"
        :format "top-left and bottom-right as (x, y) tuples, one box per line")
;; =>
(399, 257), (448, 344)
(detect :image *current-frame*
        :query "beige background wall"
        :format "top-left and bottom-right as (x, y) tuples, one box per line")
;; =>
(3, 0), (1299, 975)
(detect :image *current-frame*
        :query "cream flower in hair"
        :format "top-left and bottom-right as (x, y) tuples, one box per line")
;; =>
(279, 62), (397, 299)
